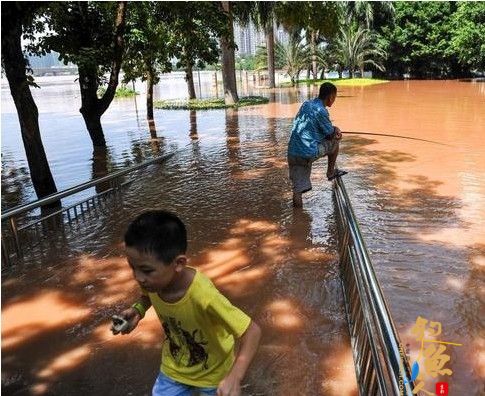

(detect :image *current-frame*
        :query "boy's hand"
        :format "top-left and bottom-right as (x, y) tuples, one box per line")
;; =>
(111, 307), (141, 335)
(217, 373), (241, 396)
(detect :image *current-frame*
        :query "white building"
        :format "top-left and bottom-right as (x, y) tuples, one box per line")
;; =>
(234, 22), (289, 56)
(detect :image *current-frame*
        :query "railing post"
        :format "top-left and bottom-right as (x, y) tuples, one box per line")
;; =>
(10, 217), (22, 259)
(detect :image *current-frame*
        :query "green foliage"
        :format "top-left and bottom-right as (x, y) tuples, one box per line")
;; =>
(275, 36), (311, 85)
(449, 2), (485, 71)
(155, 96), (269, 110)
(380, 2), (460, 78)
(122, 2), (173, 84)
(97, 85), (137, 98)
(235, 54), (257, 70)
(275, 2), (341, 39)
(254, 44), (286, 70)
(330, 25), (387, 78)
(168, 3), (226, 72)
(27, 2), (122, 83)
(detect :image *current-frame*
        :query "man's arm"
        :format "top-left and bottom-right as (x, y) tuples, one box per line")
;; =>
(217, 320), (262, 396)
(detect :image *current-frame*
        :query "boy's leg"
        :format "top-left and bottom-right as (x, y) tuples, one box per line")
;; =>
(152, 371), (192, 396)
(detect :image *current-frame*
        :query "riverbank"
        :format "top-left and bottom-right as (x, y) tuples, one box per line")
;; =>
(280, 78), (389, 88)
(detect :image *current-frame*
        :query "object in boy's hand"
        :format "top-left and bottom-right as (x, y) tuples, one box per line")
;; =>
(111, 315), (129, 334)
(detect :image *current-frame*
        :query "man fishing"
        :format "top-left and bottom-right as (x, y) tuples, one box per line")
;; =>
(287, 82), (347, 208)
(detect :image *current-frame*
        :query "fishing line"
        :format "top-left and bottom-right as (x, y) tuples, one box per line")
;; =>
(342, 131), (452, 147)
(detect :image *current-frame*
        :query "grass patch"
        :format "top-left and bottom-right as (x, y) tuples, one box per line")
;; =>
(97, 85), (138, 98)
(280, 78), (389, 88)
(155, 96), (269, 110)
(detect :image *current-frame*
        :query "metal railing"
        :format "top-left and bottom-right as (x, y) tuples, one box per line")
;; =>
(1, 152), (175, 266)
(333, 177), (416, 396)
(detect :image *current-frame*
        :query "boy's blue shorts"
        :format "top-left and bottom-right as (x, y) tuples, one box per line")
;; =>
(152, 371), (217, 396)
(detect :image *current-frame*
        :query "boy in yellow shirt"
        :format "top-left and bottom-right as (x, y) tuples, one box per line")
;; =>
(113, 210), (261, 396)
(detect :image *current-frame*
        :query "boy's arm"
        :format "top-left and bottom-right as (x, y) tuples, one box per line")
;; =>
(217, 320), (261, 396)
(118, 294), (152, 334)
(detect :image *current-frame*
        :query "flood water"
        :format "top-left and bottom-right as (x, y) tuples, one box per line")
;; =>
(2, 75), (484, 395)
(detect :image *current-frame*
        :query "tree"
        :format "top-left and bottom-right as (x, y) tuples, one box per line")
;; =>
(122, 2), (172, 136)
(380, 2), (461, 78)
(169, 3), (224, 100)
(250, 2), (279, 88)
(449, 2), (485, 72)
(220, 1), (239, 104)
(30, 2), (127, 148)
(255, 43), (285, 71)
(276, 35), (310, 85)
(331, 25), (386, 78)
(276, 2), (341, 81)
(1, 2), (59, 204)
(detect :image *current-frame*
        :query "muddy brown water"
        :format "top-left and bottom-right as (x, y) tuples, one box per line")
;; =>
(2, 80), (484, 395)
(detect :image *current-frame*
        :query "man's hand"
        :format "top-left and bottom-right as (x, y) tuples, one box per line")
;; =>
(334, 126), (342, 140)
(217, 373), (241, 396)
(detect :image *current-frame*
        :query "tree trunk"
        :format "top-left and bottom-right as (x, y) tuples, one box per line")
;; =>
(185, 64), (196, 100)
(1, 5), (59, 205)
(92, 147), (110, 194)
(311, 30), (318, 81)
(146, 68), (157, 138)
(79, 67), (106, 147)
(220, 1), (238, 105)
(360, 66), (364, 78)
(78, 1), (127, 148)
(266, 21), (275, 88)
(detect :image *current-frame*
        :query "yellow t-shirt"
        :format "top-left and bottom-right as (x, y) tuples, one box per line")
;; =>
(144, 269), (251, 387)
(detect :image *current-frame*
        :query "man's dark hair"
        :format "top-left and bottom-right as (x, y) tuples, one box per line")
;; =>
(318, 82), (337, 100)
(125, 210), (187, 264)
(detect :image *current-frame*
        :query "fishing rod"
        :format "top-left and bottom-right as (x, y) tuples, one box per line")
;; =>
(341, 131), (452, 147)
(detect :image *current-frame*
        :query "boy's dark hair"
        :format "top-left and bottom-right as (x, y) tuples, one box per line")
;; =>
(125, 210), (187, 264)
(318, 82), (337, 100)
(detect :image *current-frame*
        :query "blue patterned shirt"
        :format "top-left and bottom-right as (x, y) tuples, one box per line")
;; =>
(287, 98), (334, 158)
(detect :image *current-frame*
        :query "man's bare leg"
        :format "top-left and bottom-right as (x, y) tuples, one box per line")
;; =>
(326, 142), (339, 179)
(293, 191), (303, 208)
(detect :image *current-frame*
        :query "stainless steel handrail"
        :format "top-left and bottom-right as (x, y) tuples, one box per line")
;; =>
(333, 176), (416, 396)
(2, 152), (174, 221)
(1, 151), (175, 265)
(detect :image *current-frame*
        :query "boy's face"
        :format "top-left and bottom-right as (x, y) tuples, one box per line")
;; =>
(126, 247), (185, 292)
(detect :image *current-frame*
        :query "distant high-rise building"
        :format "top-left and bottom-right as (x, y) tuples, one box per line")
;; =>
(234, 22), (288, 56)
(275, 26), (289, 45)
(234, 22), (265, 56)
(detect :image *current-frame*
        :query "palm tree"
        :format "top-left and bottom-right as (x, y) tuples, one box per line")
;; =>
(276, 36), (311, 85)
(331, 25), (386, 78)
(342, 1), (395, 29)
(250, 2), (282, 88)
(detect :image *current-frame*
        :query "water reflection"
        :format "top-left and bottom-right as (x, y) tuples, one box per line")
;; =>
(1, 154), (32, 211)
(189, 110), (197, 139)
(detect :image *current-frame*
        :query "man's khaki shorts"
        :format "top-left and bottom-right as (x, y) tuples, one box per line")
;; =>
(288, 139), (338, 193)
